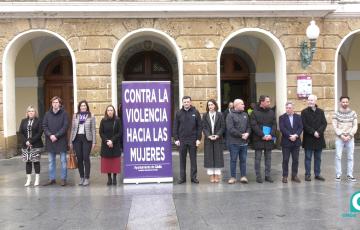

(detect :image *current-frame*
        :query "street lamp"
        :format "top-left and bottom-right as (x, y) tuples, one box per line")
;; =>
(300, 20), (320, 69)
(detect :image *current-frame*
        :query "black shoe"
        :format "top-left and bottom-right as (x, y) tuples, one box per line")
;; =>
(256, 177), (263, 183)
(265, 176), (274, 183)
(43, 180), (56, 186)
(112, 177), (117, 185)
(177, 178), (186, 184)
(315, 175), (325, 181)
(191, 178), (199, 184)
(305, 175), (311, 181)
(107, 178), (112, 186)
(282, 177), (288, 183)
(291, 176), (301, 183)
(60, 180), (67, 186)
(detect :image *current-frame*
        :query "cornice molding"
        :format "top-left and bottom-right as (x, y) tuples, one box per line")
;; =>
(0, 1), (341, 18)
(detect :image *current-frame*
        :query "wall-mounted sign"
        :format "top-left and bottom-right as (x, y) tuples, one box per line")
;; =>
(297, 74), (312, 98)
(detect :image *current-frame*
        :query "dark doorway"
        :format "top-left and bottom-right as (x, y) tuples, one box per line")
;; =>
(220, 53), (250, 111)
(123, 50), (174, 120)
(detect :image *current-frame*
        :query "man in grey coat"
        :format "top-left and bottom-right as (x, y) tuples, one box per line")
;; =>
(43, 96), (69, 186)
(226, 99), (251, 184)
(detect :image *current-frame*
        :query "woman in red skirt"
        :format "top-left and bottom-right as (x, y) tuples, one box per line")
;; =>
(99, 105), (122, 185)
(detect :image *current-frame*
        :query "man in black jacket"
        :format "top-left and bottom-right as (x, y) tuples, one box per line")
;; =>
(301, 94), (327, 182)
(173, 96), (202, 184)
(250, 95), (277, 183)
(43, 96), (69, 186)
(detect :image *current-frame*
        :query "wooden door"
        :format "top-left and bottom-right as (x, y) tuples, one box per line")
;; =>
(44, 56), (73, 136)
(124, 51), (173, 120)
(220, 53), (250, 111)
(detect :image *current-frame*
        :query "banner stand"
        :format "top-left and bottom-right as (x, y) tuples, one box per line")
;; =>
(122, 81), (173, 184)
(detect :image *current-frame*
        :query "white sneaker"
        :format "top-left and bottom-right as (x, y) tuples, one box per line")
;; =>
(228, 177), (236, 184)
(78, 178), (84, 186)
(83, 179), (89, 186)
(240, 176), (248, 184)
(347, 175), (357, 182)
(335, 176), (341, 182)
(24, 174), (31, 187)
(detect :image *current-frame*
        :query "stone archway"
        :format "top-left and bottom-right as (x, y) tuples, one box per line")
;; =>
(217, 28), (287, 117)
(116, 41), (179, 112)
(111, 28), (183, 110)
(2, 29), (76, 151)
(335, 30), (360, 142)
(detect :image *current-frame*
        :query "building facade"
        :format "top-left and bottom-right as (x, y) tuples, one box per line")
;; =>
(1, 0), (360, 156)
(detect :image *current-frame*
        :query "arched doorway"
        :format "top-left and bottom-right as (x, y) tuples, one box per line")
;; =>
(2, 29), (76, 153)
(217, 28), (287, 117)
(220, 53), (250, 111)
(111, 28), (183, 113)
(335, 30), (360, 142)
(2, 30), (76, 139)
(122, 50), (175, 120)
(43, 55), (74, 116)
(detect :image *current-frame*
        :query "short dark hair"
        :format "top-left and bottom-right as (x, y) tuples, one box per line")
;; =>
(340, 96), (350, 101)
(77, 100), (91, 116)
(206, 99), (219, 112)
(259, 95), (269, 103)
(50, 96), (62, 105)
(104, 105), (117, 120)
(182, 96), (191, 101)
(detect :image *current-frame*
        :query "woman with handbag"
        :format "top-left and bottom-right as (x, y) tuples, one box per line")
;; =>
(70, 100), (96, 186)
(19, 106), (44, 187)
(99, 105), (122, 186)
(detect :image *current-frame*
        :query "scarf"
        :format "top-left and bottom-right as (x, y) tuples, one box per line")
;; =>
(27, 119), (34, 139)
(79, 112), (89, 124)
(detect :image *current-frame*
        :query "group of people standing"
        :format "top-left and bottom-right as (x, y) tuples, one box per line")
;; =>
(19, 96), (123, 187)
(19, 93), (357, 187)
(173, 94), (358, 184)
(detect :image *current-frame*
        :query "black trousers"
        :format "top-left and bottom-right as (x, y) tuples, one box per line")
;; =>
(255, 149), (272, 178)
(73, 134), (92, 179)
(179, 141), (197, 180)
(26, 162), (40, 174)
(282, 146), (300, 177)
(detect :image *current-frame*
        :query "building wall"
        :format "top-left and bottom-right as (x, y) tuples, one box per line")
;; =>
(15, 43), (38, 128)
(0, 17), (360, 153)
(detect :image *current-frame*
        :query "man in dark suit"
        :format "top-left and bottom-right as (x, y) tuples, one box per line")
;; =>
(279, 101), (303, 183)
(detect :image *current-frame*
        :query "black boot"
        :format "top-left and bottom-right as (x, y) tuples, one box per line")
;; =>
(107, 173), (112, 186)
(112, 174), (117, 186)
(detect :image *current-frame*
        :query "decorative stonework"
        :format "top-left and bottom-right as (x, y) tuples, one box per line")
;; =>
(1, 17), (360, 154)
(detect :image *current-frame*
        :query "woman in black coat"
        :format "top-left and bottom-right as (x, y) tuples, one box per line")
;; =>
(99, 105), (122, 185)
(202, 99), (225, 183)
(19, 106), (44, 187)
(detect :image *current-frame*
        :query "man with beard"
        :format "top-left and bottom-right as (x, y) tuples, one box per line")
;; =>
(332, 96), (358, 182)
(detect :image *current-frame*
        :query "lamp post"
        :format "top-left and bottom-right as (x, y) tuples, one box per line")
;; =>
(300, 20), (320, 69)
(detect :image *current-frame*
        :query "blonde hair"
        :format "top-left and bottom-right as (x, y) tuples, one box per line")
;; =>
(26, 105), (38, 118)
